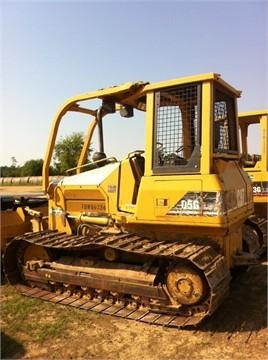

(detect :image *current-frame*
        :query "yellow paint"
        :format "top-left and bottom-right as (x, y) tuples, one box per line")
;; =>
(42, 73), (255, 268)
(239, 110), (268, 218)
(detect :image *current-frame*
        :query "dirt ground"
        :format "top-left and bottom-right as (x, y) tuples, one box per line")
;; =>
(1, 262), (267, 360)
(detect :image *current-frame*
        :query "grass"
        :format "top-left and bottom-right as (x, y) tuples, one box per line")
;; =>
(1, 284), (96, 359)
(35, 313), (69, 343)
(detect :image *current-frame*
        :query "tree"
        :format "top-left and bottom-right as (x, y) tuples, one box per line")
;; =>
(0, 133), (91, 177)
(11, 156), (18, 168)
(0, 157), (21, 177)
(20, 159), (43, 176)
(53, 132), (90, 174)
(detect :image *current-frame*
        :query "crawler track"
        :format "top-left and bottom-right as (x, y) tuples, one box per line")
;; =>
(246, 215), (267, 250)
(4, 230), (231, 328)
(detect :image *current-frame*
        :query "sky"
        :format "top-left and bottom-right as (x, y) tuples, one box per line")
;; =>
(1, 0), (267, 166)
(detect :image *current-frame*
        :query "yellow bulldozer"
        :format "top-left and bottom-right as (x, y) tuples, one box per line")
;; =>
(4, 73), (266, 327)
(1, 196), (48, 254)
(239, 110), (267, 254)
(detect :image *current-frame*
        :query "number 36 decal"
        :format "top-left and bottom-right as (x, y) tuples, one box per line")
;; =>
(252, 181), (268, 195)
(253, 186), (262, 194)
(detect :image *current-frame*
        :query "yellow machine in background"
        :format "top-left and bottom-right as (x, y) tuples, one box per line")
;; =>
(239, 110), (267, 252)
(4, 73), (266, 327)
(1, 196), (48, 254)
(239, 110), (268, 217)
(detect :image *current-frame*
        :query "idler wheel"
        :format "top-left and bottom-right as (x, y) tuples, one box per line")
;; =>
(104, 247), (118, 262)
(166, 264), (207, 305)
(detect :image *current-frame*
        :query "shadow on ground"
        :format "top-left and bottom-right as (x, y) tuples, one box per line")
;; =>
(1, 332), (25, 359)
(195, 262), (267, 333)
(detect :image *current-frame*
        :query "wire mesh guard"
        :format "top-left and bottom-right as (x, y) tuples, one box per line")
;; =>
(154, 84), (199, 168)
(214, 89), (237, 152)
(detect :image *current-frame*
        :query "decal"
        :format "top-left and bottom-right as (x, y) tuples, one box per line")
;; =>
(252, 181), (268, 196)
(253, 185), (262, 194)
(180, 199), (200, 210)
(108, 185), (117, 193)
(167, 192), (225, 217)
(167, 188), (249, 217)
(81, 203), (106, 212)
(49, 208), (64, 215)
